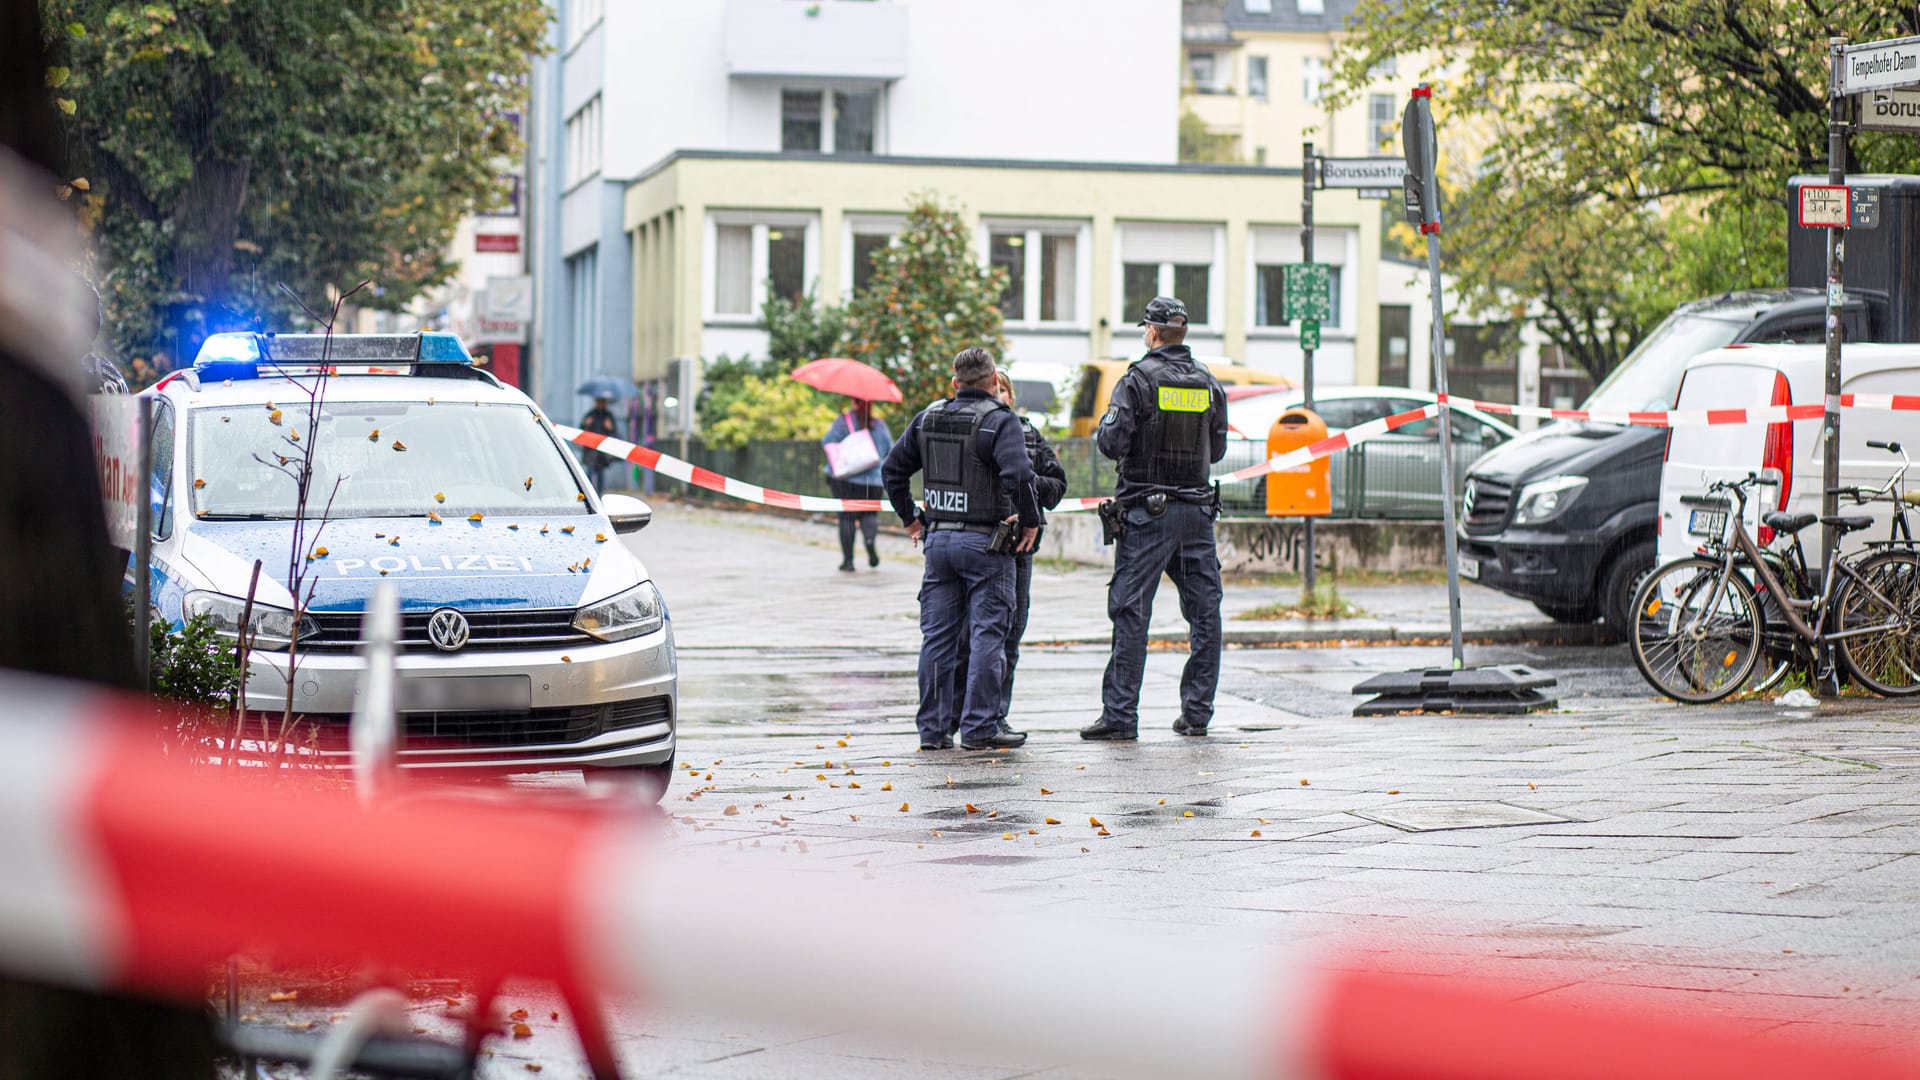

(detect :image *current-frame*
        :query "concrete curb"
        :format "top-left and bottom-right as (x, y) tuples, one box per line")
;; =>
(1034, 622), (1615, 649)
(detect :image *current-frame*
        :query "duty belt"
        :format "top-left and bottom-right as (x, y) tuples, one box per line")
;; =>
(926, 521), (999, 535)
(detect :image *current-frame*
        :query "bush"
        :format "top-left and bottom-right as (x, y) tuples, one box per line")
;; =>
(149, 614), (245, 708)
(703, 375), (839, 450)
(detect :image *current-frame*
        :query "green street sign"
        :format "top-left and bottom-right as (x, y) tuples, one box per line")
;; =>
(1283, 263), (1333, 322)
(1299, 319), (1321, 351)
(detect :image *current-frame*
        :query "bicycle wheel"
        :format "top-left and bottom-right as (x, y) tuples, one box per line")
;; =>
(1629, 556), (1764, 703)
(1835, 548), (1920, 696)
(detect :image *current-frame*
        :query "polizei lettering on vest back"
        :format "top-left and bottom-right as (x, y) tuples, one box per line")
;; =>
(925, 489), (969, 513)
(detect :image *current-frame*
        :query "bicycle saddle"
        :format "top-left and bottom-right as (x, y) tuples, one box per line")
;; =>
(1763, 511), (1818, 534)
(1820, 514), (1875, 533)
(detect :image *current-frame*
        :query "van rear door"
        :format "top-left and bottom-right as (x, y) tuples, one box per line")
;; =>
(1656, 361), (1784, 566)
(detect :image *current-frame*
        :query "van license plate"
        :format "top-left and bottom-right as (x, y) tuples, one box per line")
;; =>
(1688, 509), (1727, 538)
(1459, 557), (1480, 580)
(398, 675), (531, 712)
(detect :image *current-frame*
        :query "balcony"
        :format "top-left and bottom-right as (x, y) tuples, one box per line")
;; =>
(725, 0), (909, 80)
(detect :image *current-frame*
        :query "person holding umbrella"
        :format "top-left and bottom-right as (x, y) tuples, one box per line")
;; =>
(821, 399), (893, 572)
(579, 393), (620, 491)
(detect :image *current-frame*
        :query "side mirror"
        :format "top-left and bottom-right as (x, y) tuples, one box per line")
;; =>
(603, 493), (653, 534)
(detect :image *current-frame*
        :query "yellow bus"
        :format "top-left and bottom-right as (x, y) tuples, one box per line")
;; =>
(1065, 359), (1292, 438)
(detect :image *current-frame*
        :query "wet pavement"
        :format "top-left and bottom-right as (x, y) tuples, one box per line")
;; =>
(248, 502), (1920, 1078)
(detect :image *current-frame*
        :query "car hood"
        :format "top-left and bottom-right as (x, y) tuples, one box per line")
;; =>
(1467, 422), (1663, 485)
(178, 516), (643, 614)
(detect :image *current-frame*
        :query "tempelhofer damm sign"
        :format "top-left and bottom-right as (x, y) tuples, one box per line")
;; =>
(1840, 35), (1920, 95)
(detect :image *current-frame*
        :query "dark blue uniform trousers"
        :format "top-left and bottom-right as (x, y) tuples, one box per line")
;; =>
(1098, 499), (1223, 730)
(916, 529), (1017, 744)
(949, 551), (1033, 732)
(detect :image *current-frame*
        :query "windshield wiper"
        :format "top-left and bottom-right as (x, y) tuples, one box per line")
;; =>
(195, 512), (289, 521)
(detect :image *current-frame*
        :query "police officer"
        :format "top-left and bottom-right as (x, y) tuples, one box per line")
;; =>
(1080, 296), (1228, 741)
(882, 348), (1042, 752)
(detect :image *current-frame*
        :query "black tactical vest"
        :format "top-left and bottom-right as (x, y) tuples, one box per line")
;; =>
(1120, 358), (1214, 489)
(920, 397), (1012, 526)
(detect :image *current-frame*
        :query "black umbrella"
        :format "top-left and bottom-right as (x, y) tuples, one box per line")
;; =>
(576, 375), (642, 399)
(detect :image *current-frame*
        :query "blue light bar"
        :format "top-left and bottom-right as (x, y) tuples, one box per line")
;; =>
(192, 333), (264, 381)
(191, 331), (475, 376)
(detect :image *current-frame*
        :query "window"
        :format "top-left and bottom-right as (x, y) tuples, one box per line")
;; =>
(567, 247), (601, 372)
(1368, 55), (1398, 79)
(1296, 0), (1324, 13)
(783, 87), (882, 154)
(990, 234), (1025, 321)
(151, 400), (175, 540)
(1245, 0), (1272, 11)
(1379, 304), (1412, 387)
(1188, 52), (1217, 92)
(781, 90), (823, 152)
(710, 215), (816, 319)
(1247, 56), (1269, 99)
(986, 224), (1082, 325)
(851, 232), (890, 295)
(715, 225), (753, 315)
(833, 90), (877, 154)
(566, 0), (604, 47)
(1119, 223), (1218, 329)
(1253, 264), (1341, 328)
(1302, 57), (1327, 103)
(564, 95), (602, 187)
(1368, 93), (1395, 151)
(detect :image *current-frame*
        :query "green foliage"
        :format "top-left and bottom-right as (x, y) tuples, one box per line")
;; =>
(701, 375), (839, 451)
(762, 287), (849, 371)
(845, 194), (1008, 419)
(1333, 2), (1920, 380)
(1178, 108), (1239, 164)
(43, 0), (550, 363)
(148, 613), (243, 707)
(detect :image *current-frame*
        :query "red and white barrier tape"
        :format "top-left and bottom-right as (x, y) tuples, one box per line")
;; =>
(1436, 391), (1920, 427)
(555, 408), (1440, 516)
(2, 670), (1912, 1079)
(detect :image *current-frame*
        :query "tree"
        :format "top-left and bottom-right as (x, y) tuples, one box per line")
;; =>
(1179, 108), (1239, 163)
(845, 194), (1008, 416)
(1332, 2), (1920, 379)
(42, 0), (548, 364)
(695, 288), (845, 449)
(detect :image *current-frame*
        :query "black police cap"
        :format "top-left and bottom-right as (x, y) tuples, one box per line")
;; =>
(1137, 296), (1188, 327)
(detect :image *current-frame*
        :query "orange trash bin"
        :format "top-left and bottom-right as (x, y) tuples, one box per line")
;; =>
(1265, 407), (1331, 517)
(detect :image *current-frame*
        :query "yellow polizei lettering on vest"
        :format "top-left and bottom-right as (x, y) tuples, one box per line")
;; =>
(1157, 386), (1211, 412)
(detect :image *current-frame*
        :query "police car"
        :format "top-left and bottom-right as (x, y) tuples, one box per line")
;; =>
(140, 331), (675, 791)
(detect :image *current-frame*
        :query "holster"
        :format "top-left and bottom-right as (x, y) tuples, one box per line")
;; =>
(1097, 498), (1127, 546)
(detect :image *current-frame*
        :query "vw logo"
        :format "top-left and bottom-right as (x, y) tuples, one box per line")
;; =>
(426, 607), (470, 652)
(1462, 479), (1478, 518)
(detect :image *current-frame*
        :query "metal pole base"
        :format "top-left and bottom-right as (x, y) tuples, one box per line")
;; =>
(1352, 664), (1559, 716)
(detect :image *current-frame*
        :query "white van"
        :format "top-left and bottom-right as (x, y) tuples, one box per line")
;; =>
(1657, 343), (1920, 569)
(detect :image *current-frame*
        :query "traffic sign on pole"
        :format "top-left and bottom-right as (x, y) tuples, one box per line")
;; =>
(1298, 320), (1321, 351)
(1318, 157), (1408, 190)
(1798, 184), (1851, 227)
(1838, 35), (1920, 95)
(1855, 88), (1920, 131)
(1282, 263), (1332, 322)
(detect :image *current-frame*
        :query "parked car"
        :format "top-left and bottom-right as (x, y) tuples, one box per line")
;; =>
(1657, 342), (1920, 569)
(1067, 357), (1291, 437)
(1221, 386), (1518, 518)
(138, 331), (677, 794)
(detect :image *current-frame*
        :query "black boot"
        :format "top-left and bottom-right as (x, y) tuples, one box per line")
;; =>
(838, 555), (855, 573)
(866, 540), (880, 568)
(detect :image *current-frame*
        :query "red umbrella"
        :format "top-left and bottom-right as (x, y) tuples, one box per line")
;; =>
(790, 357), (903, 403)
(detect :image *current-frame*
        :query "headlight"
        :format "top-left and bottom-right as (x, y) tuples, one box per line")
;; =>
(182, 591), (318, 652)
(572, 581), (665, 642)
(1511, 475), (1589, 525)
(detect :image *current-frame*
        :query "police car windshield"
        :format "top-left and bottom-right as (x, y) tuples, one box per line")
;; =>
(189, 400), (588, 520)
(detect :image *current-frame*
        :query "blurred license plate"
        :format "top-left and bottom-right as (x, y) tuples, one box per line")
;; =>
(398, 675), (530, 712)
(1459, 557), (1480, 580)
(1688, 508), (1728, 537)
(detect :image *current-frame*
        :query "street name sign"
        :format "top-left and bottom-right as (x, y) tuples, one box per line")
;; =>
(1319, 157), (1408, 190)
(1298, 319), (1321, 351)
(1356, 187), (1394, 200)
(1856, 88), (1920, 131)
(1840, 35), (1920, 96)
(1799, 184), (1851, 228)
(1283, 263), (1333, 322)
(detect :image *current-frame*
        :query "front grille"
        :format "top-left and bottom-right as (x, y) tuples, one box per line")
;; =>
(304, 608), (590, 653)
(294, 696), (672, 751)
(1463, 476), (1513, 534)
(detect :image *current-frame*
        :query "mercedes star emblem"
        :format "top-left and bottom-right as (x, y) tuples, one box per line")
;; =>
(1462, 479), (1478, 518)
(427, 607), (471, 652)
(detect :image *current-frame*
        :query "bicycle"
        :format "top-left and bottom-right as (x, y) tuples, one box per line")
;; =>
(1628, 470), (1920, 703)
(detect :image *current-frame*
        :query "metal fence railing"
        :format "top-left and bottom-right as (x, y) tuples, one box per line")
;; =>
(644, 436), (1478, 522)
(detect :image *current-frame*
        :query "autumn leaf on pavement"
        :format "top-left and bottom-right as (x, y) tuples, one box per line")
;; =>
(1039, 787), (1053, 795)
(1088, 816), (1103, 828)
(1044, 817), (1060, 825)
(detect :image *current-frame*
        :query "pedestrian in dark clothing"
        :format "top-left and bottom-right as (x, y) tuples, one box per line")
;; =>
(579, 395), (619, 491)
(1080, 296), (1229, 741)
(881, 349), (1040, 752)
(951, 370), (1067, 737)
(821, 400), (893, 572)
